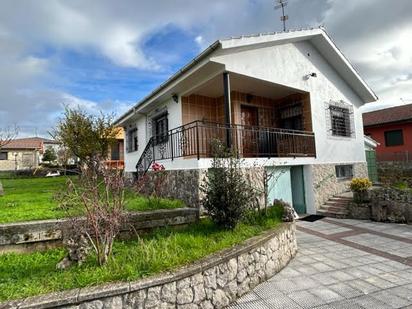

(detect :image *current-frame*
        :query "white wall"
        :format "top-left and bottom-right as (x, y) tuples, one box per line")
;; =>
(124, 97), (183, 172)
(211, 40), (366, 166)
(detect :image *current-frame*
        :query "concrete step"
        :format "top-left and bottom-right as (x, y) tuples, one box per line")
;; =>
(320, 206), (348, 213)
(317, 194), (353, 219)
(317, 210), (348, 219)
(324, 201), (350, 207)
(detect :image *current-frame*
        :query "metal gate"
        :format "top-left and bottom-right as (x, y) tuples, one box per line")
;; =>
(366, 150), (378, 183)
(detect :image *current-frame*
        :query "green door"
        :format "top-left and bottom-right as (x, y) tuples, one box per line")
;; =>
(366, 150), (378, 183)
(291, 166), (306, 214)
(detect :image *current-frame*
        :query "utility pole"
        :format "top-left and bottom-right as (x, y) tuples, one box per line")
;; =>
(275, 0), (289, 31)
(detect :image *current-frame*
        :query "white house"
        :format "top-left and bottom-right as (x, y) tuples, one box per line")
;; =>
(116, 27), (377, 214)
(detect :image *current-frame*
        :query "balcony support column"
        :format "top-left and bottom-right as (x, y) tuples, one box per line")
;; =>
(223, 72), (232, 148)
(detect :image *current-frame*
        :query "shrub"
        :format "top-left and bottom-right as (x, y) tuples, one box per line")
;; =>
(201, 140), (257, 229)
(135, 162), (168, 209)
(350, 178), (372, 192)
(58, 160), (125, 266)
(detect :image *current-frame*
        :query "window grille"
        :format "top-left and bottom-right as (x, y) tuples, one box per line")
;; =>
(0, 152), (7, 160)
(325, 101), (354, 138)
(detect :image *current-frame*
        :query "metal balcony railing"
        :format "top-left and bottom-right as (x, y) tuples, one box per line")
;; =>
(136, 120), (316, 177)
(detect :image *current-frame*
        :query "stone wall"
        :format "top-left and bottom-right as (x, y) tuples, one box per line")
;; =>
(139, 167), (266, 210)
(348, 188), (412, 224)
(0, 208), (198, 254)
(2, 223), (297, 309)
(312, 162), (368, 210)
(377, 161), (412, 186)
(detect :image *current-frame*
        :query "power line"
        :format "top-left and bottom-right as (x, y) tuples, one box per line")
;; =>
(274, 0), (289, 31)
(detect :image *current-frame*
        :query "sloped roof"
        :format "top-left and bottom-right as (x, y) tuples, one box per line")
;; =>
(116, 27), (377, 125)
(363, 103), (412, 127)
(1, 137), (58, 150)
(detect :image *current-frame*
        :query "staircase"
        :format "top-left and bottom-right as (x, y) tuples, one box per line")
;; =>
(317, 192), (353, 218)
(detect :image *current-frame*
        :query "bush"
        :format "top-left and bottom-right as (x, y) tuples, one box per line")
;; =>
(350, 178), (372, 192)
(201, 140), (257, 229)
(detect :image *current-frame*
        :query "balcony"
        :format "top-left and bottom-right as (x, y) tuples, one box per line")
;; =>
(136, 120), (315, 175)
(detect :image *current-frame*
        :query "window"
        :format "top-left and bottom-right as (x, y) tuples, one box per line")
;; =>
(335, 165), (353, 179)
(152, 113), (168, 145)
(280, 103), (303, 130)
(127, 128), (138, 153)
(0, 152), (7, 160)
(384, 130), (403, 147)
(330, 106), (351, 137)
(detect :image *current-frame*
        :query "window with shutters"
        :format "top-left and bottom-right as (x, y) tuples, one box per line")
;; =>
(384, 129), (403, 147)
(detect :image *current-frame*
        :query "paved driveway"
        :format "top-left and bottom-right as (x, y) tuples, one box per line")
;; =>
(230, 218), (412, 308)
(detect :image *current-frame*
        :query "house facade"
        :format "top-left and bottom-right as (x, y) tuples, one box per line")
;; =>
(106, 128), (125, 169)
(0, 137), (59, 171)
(363, 103), (412, 162)
(116, 28), (377, 214)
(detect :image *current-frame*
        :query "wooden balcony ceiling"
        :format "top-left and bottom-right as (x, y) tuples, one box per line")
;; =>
(186, 72), (306, 100)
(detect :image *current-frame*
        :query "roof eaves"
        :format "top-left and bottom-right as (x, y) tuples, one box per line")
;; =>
(115, 40), (221, 125)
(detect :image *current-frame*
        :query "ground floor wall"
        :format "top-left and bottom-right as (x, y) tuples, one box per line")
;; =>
(129, 162), (368, 214)
(0, 150), (40, 171)
(311, 162), (368, 210)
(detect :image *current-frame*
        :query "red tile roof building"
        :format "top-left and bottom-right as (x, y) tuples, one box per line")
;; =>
(363, 104), (412, 161)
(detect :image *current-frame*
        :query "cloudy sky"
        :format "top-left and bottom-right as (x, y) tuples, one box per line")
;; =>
(0, 0), (411, 137)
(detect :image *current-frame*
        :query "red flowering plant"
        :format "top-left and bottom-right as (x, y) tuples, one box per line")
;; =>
(151, 162), (165, 172)
(135, 162), (167, 209)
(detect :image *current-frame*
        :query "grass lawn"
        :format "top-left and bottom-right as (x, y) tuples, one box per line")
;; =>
(0, 206), (282, 302)
(0, 176), (184, 224)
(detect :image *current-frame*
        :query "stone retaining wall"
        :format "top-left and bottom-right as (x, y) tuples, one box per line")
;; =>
(0, 208), (198, 254)
(312, 162), (368, 210)
(2, 223), (297, 309)
(377, 161), (412, 186)
(348, 188), (412, 224)
(140, 168), (266, 210)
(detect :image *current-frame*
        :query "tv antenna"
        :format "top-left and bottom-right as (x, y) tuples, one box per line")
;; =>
(274, 0), (288, 31)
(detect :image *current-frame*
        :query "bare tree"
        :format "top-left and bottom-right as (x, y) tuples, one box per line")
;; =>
(0, 126), (18, 196)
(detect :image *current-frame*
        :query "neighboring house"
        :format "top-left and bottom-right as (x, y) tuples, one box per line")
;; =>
(363, 103), (412, 162)
(116, 27), (377, 214)
(106, 128), (125, 169)
(0, 137), (58, 171)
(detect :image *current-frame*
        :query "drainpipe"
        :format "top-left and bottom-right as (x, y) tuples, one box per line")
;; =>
(223, 72), (232, 148)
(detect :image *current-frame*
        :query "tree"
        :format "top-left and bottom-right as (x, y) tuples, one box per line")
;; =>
(0, 126), (18, 196)
(42, 147), (57, 163)
(52, 107), (119, 167)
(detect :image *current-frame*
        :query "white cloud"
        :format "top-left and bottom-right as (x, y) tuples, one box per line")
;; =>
(0, 0), (411, 134)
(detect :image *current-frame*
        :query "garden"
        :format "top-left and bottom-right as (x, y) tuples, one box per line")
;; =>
(0, 109), (293, 307)
(0, 175), (184, 223)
